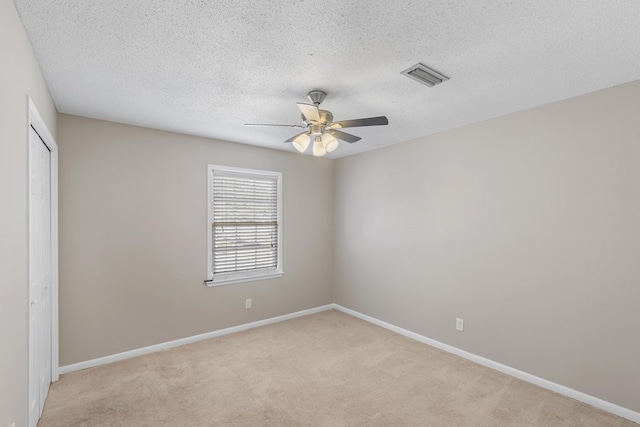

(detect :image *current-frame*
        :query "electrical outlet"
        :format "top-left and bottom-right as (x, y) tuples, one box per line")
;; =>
(456, 318), (464, 332)
(245, 298), (252, 309)
(10, 422), (16, 427)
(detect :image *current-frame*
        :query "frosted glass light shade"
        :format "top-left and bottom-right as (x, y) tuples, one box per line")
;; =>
(292, 133), (310, 153)
(312, 136), (327, 156)
(321, 133), (339, 152)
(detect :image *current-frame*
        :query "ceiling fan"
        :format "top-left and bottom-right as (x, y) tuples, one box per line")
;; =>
(245, 90), (389, 156)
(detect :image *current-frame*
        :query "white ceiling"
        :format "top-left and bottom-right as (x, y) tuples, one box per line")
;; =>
(13, 0), (640, 158)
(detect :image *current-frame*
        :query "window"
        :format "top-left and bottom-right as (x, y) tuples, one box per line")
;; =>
(206, 165), (283, 286)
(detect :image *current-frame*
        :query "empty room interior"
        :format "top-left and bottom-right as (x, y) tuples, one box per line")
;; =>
(2, 0), (640, 426)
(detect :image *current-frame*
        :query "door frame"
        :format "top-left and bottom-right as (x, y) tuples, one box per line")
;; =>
(27, 97), (59, 389)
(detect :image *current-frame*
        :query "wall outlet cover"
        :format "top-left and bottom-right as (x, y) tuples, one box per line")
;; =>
(456, 318), (464, 331)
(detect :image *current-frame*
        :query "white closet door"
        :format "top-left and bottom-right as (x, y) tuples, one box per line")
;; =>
(29, 125), (52, 426)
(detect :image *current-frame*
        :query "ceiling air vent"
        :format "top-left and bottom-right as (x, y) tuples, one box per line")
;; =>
(401, 63), (449, 87)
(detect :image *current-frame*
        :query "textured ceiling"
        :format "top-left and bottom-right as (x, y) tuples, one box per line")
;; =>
(13, 0), (640, 158)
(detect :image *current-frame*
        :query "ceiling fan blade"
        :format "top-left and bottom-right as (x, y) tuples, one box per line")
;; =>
(327, 129), (362, 143)
(284, 131), (311, 143)
(329, 116), (389, 129)
(245, 123), (306, 128)
(297, 103), (320, 123)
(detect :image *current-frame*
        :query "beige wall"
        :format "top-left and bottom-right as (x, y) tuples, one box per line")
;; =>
(57, 114), (334, 365)
(0, 0), (58, 425)
(334, 80), (640, 412)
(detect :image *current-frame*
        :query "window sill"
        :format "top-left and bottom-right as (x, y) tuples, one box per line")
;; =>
(204, 271), (284, 287)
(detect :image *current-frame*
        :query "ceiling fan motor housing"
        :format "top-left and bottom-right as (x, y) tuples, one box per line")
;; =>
(302, 109), (333, 132)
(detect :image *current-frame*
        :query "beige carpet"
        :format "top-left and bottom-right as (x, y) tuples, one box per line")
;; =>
(39, 310), (636, 426)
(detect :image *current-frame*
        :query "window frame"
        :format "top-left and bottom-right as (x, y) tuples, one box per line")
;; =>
(206, 164), (283, 286)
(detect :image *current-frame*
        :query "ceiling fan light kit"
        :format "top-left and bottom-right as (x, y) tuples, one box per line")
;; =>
(291, 133), (310, 153)
(312, 136), (327, 156)
(245, 90), (389, 157)
(321, 133), (339, 152)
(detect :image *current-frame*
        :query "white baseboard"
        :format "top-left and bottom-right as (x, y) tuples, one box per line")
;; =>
(59, 304), (334, 375)
(332, 304), (640, 424)
(58, 302), (639, 424)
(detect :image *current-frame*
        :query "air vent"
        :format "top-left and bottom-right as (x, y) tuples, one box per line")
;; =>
(401, 63), (449, 87)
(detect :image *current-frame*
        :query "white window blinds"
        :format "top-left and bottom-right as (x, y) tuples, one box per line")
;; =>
(210, 168), (281, 281)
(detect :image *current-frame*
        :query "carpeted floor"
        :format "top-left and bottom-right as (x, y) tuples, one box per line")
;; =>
(39, 310), (637, 426)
